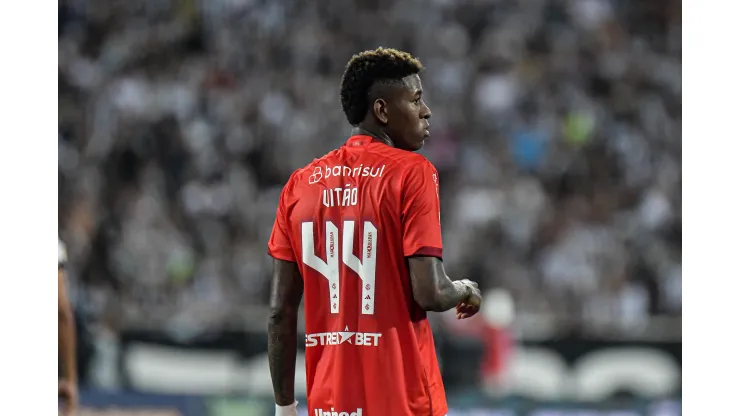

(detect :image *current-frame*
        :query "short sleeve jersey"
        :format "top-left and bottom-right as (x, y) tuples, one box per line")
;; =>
(268, 135), (448, 416)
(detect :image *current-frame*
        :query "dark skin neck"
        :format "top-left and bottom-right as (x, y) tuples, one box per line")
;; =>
(350, 123), (394, 147)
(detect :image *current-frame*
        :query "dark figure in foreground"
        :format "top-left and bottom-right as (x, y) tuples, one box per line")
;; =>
(59, 239), (78, 416)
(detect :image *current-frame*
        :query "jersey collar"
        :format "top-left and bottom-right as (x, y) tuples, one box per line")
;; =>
(345, 135), (387, 147)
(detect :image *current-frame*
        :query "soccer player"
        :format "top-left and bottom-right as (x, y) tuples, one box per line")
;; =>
(58, 239), (78, 416)
(267, 47), (482, 416)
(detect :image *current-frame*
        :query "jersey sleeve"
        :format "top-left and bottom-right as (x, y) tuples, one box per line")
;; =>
(267, 179), (297, 262)
(400, 160), (443, 259)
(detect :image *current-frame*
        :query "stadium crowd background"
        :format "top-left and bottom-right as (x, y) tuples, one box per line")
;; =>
(58, 0), (681, 398)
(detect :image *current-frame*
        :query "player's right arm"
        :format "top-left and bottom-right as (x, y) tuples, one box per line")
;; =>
(401, 161), (481, 312)
(268, 259), (303, 408)
(266, 179), (302, 415)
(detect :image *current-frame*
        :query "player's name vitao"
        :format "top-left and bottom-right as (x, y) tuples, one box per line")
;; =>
(309, 164), (386, 184)
(323, 185), (359, 207)
(305, 327), (382, 347)
(314, 408), (363, 416)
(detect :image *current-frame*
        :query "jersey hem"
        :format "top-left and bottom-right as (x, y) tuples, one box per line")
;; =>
(267, 249), (297, 263)
(407, 246), (443, 259)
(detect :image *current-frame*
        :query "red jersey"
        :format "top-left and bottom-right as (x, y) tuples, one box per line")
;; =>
(268, 135), (448, 416)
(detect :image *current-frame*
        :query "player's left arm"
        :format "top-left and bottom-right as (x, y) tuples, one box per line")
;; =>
(267, 258), (303, 407)
(401, 160), (481, 315)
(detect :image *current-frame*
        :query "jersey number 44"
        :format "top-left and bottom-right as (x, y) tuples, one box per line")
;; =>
(302, 220), (379, 315)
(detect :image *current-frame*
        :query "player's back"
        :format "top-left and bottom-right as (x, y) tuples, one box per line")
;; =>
(269, 135), (448, 416)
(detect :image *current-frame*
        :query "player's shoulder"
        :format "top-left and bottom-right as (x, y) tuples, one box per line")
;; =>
(279, 148), (344, 199)
(363, 145), (439, 179)
(382, 148), (438, 177)
(285, 148), (341, 187)
(404, 152), (437, 171)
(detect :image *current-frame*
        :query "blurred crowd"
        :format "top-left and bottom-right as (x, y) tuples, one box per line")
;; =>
(58, 0), (681, 338)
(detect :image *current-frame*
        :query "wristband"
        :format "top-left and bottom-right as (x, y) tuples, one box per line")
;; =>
(458, 280), (473, 297)
(276, 401), (298, 416)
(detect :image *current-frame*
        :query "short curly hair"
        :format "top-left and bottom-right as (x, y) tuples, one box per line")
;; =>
(340, 47), (424, 126)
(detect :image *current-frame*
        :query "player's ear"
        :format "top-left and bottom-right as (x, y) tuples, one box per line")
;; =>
(372, 98), (389, 125)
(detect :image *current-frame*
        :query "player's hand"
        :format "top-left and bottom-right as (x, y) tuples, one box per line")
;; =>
(58, 380), (78, 416)
(456, 279), (481, 319)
